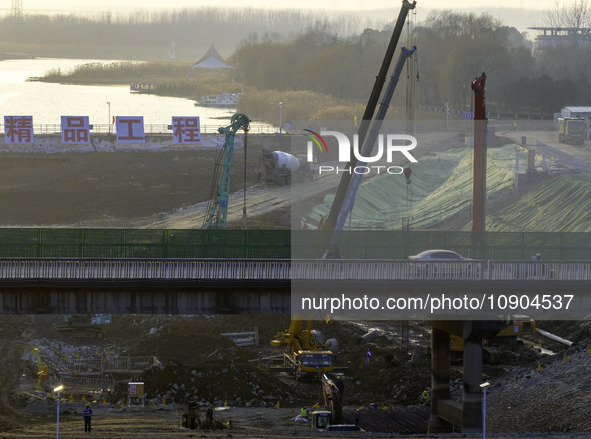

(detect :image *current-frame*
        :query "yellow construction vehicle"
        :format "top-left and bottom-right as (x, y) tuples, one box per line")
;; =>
(308, 374), (361, 431)
(447, 318), (537, 362)
(270, 318), (335, 381)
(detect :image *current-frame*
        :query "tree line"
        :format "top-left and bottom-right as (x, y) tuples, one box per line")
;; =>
(10, 4), (591, 121)
(231, 7), (591, 119)
(0, 8), (369, 60)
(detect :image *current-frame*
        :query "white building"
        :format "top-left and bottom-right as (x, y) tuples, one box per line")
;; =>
(561, 106), (591, 126)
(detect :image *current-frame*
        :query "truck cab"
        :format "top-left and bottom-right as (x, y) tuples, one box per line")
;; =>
(286, 350), (333, 381)
(558, 117), (586, 146)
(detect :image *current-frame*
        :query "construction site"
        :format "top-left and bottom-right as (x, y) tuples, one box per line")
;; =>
(0, 313), (589, 438)
(2, 0), (591, 437)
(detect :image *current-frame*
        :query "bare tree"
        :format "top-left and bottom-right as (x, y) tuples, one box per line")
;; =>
(545, 0), (591, 45)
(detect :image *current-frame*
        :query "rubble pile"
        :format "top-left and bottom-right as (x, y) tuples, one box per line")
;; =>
(2, 313), (589, 436)
(487, 338), (591, 433)
(118, 359), (305, 408)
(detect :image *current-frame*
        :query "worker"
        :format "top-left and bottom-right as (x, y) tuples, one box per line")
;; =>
(513, 120), (517, 131)
(335, 376), (345, 396)
(83, 402), (93, 432)
(420, 390), (431, 406)
(299, 407), (309, 419)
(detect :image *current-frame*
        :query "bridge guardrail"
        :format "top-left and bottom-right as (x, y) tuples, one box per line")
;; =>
(1, 258), (591, 281)
(0, 258), (293, 280)
(488, 260), (591, 281)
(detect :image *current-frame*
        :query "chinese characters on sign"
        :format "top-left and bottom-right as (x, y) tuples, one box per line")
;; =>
(115, 116), (145, 144)
(4, 116), (34, 144)
(61, 116), (90, 144)
(172, 117), (201, 144)
(4, 115), (206, 145)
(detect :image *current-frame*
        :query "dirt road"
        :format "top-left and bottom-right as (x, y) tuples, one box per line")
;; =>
(3, 405), (589, 439)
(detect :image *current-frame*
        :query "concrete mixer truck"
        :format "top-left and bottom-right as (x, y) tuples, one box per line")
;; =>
(260, 149), (317, 185)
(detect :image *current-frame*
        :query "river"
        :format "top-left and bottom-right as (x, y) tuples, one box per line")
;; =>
(0, 57), (274, 134)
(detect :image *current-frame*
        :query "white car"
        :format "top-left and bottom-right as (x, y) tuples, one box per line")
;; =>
(408, 249), (471, 261)
(407, 250), (477, 278)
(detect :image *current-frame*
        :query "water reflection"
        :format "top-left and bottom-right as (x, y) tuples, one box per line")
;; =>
(0, 58), (273, 133)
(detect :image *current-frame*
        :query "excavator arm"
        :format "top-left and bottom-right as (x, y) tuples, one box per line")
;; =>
(321, 374), (343, 424)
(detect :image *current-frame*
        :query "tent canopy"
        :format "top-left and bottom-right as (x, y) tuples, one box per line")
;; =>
(192, 44), (234, 69)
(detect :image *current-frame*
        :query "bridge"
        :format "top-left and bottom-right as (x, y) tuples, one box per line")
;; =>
(1, 258), (589, 315)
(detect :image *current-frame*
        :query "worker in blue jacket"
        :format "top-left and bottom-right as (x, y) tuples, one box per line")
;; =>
(83, 402), (93, 432)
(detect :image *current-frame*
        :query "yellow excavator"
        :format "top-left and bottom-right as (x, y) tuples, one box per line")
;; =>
(270, 317), (336, 381)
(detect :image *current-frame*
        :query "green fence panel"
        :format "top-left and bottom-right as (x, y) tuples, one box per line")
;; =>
(0, 228), (588, 261)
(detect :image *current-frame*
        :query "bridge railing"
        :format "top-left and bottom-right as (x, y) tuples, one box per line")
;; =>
(2, 258), (591, 281)
(488, 260), (591, 281)
(292, 260), (483, 281)
(0, 258), (293, 280)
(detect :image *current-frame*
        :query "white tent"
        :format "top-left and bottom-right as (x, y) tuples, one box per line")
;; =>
(191, 44), (234, 70)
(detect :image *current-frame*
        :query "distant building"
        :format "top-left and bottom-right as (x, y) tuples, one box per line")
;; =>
(528, 27), (591, 52)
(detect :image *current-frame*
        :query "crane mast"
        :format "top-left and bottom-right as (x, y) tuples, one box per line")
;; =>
(202, 113), (250, 230)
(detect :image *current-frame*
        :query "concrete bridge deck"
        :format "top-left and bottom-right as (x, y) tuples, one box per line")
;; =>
(0, 258), (589, 315)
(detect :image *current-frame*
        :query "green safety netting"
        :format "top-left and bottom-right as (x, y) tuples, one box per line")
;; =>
(484, 174), (591, 232)
(306, 145), (524, 230)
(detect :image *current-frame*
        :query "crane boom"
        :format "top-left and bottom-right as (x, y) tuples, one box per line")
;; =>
(319, 0), (417, 231)
(202, 113), (250, 229)
(330, 46), (416, 245)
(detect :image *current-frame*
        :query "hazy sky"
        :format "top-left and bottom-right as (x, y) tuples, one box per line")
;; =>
(7, 1), (558, 12)
(2, 1), (558, 33)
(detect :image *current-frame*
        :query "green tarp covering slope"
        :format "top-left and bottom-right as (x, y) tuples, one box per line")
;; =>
(484, 174), (591, 232)
(306, 145), (517, 230)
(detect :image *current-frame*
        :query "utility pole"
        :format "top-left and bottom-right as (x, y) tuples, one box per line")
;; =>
(11, 0), (23, 20)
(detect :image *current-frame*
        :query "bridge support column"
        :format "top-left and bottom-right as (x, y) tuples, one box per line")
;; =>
(462, 338), (483, 434)
(428, 328), (454, 434)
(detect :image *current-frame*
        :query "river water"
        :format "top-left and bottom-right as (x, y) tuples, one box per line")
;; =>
(0, 58), (273, 134)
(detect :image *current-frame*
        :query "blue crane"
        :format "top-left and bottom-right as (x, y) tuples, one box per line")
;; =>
(202, 113), (250, 229)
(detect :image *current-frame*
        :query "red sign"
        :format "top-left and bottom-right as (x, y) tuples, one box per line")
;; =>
(4, 116), (34, 144)
(116, 116), (145, 144)
(61, 116), (90, 144)
(172, 117), (201, 144)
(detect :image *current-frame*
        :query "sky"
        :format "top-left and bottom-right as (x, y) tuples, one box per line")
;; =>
(2, 0), (559, 33)
(5, 1), (559, 12)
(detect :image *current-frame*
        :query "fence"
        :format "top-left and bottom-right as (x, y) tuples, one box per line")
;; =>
(0, 229), (590, 261)
(0, 123), (276, 136)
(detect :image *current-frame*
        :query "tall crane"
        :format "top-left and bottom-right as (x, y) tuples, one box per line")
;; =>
(202, 113), (250, 229)
(330, 46), (416, 247)
(319, 0), (417, 232)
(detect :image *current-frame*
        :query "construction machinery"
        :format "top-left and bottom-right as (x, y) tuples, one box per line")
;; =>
(270, 318), (337, 381)
(309, 374), (361, 431)
(202, 113), (250, 229)
(260, 149), (316, 185)
(449, 318), (536, 352)
(318, 0), (416, 234)
(558, 117), (586, 146)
